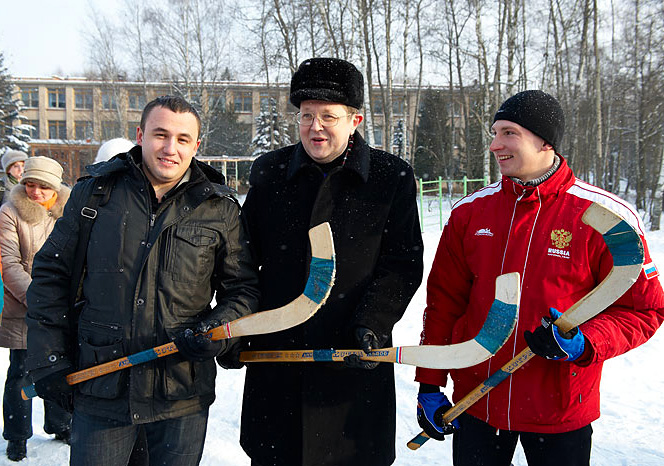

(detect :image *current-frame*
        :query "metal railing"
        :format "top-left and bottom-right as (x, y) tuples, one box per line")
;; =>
(419, 176), (489, 230)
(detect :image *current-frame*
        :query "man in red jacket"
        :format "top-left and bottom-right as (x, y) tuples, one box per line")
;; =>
(415, 90), (664, 465)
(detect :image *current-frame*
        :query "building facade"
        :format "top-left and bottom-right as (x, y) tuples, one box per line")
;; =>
(10, 76), (429, 184)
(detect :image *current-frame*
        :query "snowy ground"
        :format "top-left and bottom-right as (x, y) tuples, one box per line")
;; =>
(1, 199), (664, 464)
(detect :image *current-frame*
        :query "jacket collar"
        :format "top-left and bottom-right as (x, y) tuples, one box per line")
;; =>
(287, 131), (371, 183)
(502, 155), (575, 201)
(8, 183), (71, 224)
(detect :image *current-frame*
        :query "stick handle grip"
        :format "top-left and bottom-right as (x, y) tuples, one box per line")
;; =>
(240, 348), (397, 363)
(407, 347), (535, 450)
(21, 342), (180, 401)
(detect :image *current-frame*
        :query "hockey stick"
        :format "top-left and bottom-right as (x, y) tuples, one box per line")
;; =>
(22, 222), (336, 400)
(239, 272), (520, 369)
(407, 202), (645, 450)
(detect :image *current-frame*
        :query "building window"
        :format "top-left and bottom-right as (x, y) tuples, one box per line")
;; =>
(20, 88), (39, 108)
(75, 120), (94, 140)
(392, 96), (404, 115)
(101, 121), (122, 140)
(447, 102), (460, 118)
(128, 91), (146, 110)
(48, 120), (67, 139)
(22, 119), (39, 139)
(102, 91), (117, 110)
(234, 92), (252, 113)
(372, 98), (383, 115)
(260, 93), (276, 111)
(373, 126), (383, 147)
(74, 89), (93, 109)
(127, 122), (139, 139)
(208, 92), (225, 111)
(48, 88), (66, 108)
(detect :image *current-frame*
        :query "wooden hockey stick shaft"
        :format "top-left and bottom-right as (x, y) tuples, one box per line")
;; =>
(240, 272), (521, 370)
(22, 222), (336, 400)
(407, 202), (645, 450)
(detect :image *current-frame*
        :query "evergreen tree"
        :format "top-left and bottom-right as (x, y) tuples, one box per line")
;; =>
(414, 88), (454, 181)
(0, 53), (31, 154)
(392, 119), (405, 159)
(205, 102), (251, 157)
(250, 98), (291, 157)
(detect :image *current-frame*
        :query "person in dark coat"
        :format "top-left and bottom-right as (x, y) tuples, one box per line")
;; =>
(237, 57), (424, 466)
(25, 96), (260, 466)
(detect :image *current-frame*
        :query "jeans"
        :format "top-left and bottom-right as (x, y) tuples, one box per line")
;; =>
(452, 413), (593, 466)
(2, 349), (71, 441)
(70, 408), (209, 466)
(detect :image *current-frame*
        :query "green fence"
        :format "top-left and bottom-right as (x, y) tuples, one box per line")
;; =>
(419, 176), (489, 230)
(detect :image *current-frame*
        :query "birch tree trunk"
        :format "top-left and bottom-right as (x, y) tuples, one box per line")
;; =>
(592, 0), (603, 188)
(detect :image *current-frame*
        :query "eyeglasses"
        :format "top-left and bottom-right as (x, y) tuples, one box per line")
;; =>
(295, 112), (353, 127)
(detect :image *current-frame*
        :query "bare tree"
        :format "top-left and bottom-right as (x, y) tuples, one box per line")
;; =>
(86, 8), (128, 140)
(592, 0), (603, 189)
(77, 0), (664, 228)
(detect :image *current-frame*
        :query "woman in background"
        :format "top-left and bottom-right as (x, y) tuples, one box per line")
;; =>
(0, 156), (71, 461)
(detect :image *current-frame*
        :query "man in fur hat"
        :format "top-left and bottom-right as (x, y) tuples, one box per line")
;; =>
(236, 57), (423, 466)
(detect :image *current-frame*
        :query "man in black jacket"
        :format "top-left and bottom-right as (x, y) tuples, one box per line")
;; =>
(25, 95), (260, 466)
(239, 58), (424, 466)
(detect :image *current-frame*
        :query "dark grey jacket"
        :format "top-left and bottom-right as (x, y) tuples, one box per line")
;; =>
(26, 147), (259, 424)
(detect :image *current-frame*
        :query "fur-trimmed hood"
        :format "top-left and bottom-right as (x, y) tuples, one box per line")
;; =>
(8, 183), (71, 225)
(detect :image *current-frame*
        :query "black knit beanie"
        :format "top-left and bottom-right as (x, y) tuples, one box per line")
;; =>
(290, 58), (364, 109)
(493, 90), (565, 152)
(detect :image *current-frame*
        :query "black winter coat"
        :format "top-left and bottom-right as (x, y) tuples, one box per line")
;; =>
(26, 147), (259, 424)
(240, 133), (424, 466)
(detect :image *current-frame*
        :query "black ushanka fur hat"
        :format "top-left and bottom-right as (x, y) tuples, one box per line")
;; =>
(290, 57), (364, 109)
(493, 90), (565, 152)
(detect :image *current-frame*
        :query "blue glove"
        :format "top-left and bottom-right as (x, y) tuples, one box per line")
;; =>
(524, 308), (585, 361)
(417, 392), (460, 440)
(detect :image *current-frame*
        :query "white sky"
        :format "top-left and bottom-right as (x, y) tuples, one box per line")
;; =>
(0, 0), (111, 77)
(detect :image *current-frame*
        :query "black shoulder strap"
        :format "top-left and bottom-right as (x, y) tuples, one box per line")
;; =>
(68, 175), (117, 310)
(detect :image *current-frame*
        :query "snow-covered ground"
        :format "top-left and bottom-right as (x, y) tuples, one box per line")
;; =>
(1, 199), (664, 464)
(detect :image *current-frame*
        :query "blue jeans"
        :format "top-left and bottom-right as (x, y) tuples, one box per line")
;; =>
(3, 349), (71, 441)
(70, 408), (209, 466)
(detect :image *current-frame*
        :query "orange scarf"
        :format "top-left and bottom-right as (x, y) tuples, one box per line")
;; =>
(37, 192), (58, 211)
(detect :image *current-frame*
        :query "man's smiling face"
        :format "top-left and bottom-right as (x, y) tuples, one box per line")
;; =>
(137, 105), (201, 194)
(299, 100), (362, 164)
(490, 120), (554, 182)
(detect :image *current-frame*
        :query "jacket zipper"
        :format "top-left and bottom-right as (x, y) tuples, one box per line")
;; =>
(88, 320), (120, 331)
(504, 187), (542, 431)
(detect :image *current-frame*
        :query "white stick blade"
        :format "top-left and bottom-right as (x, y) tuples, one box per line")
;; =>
(228, 222), (336, 337)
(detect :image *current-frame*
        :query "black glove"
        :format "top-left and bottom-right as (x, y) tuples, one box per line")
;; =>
(34, 368), (74, 413)
(216, 340), (245, 370)
(174, 319), (228, 362)
(524, 308), (586, 361)
(343, 327), (383, 370)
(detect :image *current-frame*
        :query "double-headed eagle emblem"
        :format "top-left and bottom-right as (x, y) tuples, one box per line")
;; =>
(551, 229), (572, 249)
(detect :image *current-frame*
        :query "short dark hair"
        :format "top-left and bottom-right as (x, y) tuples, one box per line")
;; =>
(140, 95), (201, 139)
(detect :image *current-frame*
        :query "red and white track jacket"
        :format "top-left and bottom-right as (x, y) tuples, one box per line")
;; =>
(415, 157), (664, 434)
